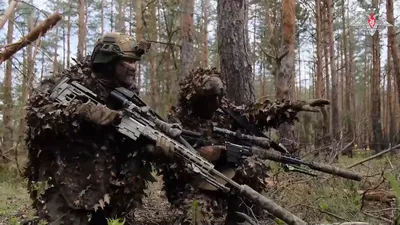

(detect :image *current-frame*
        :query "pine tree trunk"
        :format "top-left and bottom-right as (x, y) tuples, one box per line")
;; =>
(180, 0), (195, 79)
(322, 4), (331, 144)
(201, 0), (208, 67)
(128, 0), (133, 34)
(371, 0), (384, 152)
(387, 46), (395, 143)
(386, 0), (400, 112)
(110, 0), (114, 31)
(217, 0), (254, 105)
(117, 0), (125, 32)
(275, 0), (297, 153)
(149, 0), (157, 109)
(77, 0), (85, 61)
(363, 47), (369, 147)
(67, 0), (72, 68)
(136, 0), (143, 92)
(0, 0), (17, 30)
(348, 0), (356, 145)
(52, 26), (59, 75)
(84, 0), (88, 55)
(1, 0), (15, 162)
(327, 0), (339, 146)
(62, 24), (65, 69)
(342, 0), (353, 156)
(101, 0), (104, 35)
(18, 11), (34, 146)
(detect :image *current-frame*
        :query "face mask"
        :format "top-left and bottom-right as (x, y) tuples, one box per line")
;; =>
(115, 59), (137, 89)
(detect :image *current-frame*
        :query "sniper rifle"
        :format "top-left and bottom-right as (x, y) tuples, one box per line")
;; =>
(48, 77), (307, 225)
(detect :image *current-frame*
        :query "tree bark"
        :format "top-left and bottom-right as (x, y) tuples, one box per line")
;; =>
(1, 0), (15, 162)
(18, 11), (35, 146)
(322, 4), (331, 144)
(180, 0), (195, 79)
(0, 0), (17, 30)
(315, 0), (328, 148)
(101, 0), (104, 35)
(0, 13), (62, 64)
(110, 0), (114, 31)
(149, 0), (158, 109)
(327, 0), (339, 144)
(77, 0), (85, 61)
(62, 24), (66, 68)
(217, 0), (254, 105)
(136, 0), (143, 91)
(117, 0), (126, 32)
(387, 0), (400, 111)
(370, 1), (384, 152)
(387, 42), (395, 143)
(275, 0), (297, 153)
(67, 0), (72, 68)
(201, 0), (209, 68)
(53, 25), (59, 76)
(342, 0), (353, 156)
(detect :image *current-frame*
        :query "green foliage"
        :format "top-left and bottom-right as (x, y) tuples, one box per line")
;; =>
(0, 165), (36, 223)
(274, 217), (285, 225)
(386, 173), (400, 224)
(191, 199), (200, 223)
(106, 218), (126, 225)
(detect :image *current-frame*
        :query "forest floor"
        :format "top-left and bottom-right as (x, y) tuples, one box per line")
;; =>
(0, 150), (399, 225)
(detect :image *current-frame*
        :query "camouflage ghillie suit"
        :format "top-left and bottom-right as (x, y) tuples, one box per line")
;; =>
(164, 68), (330, 225)
(24, 32), (155, 225)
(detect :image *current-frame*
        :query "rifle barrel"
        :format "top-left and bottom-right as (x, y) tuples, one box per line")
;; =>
(255, 150), (362, 181)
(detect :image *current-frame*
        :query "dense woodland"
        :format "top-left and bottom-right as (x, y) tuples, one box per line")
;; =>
(0, 0), (400, 162)
(1, 0), (400, 224)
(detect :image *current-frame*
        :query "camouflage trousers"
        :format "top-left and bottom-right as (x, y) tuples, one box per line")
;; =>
(33, 187), (106, 225)
(171, 192), (258, 225)
(29, 186), (140, 225)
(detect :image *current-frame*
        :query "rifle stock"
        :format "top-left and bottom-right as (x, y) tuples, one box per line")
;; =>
(49, 78), (308, 225)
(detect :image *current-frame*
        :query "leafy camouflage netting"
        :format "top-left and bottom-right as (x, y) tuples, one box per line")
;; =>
(171, 67), (329, 132)
(223, 97), (329, 131)
(24, 57), (155, 224)
(163, 68), (272, 224)
(164, 67), (329, 224)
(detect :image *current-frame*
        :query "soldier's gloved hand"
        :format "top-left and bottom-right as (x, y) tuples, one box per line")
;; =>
(155, 135), (175, 157)
(76, 102), (123, 125)
(168, 123), (182, 137)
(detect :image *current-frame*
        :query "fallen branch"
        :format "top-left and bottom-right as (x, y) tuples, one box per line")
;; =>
(346, 144), (400, 169)
(313, 223), (370, 225)
(358, 189), (395, 203)
(0, 0), (19, 30)
(0, 12), (62, 64)
(362, 211), (393, 223)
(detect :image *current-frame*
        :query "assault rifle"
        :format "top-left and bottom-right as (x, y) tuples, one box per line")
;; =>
(48, 78), (308, 225)
(182, 126), (362, 181)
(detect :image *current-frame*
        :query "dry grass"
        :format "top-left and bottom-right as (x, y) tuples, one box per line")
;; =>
(0, 151), (398, 225)
(263, 153), (400, 224)
(0, 164), (36, 225)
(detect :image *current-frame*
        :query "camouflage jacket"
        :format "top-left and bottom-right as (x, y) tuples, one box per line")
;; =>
(166, 67), (329, 193)
(24, 57), (154, 213)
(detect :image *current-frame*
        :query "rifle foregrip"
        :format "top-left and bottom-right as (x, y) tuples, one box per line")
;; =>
(308, 162), (362, 181)
(240, 185), (307, 225)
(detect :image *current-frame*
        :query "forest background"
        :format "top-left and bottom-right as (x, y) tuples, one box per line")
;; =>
(1, 0), (400, 224)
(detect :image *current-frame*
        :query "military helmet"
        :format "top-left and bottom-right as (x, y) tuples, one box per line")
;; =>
(91, 32), (151, 65)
